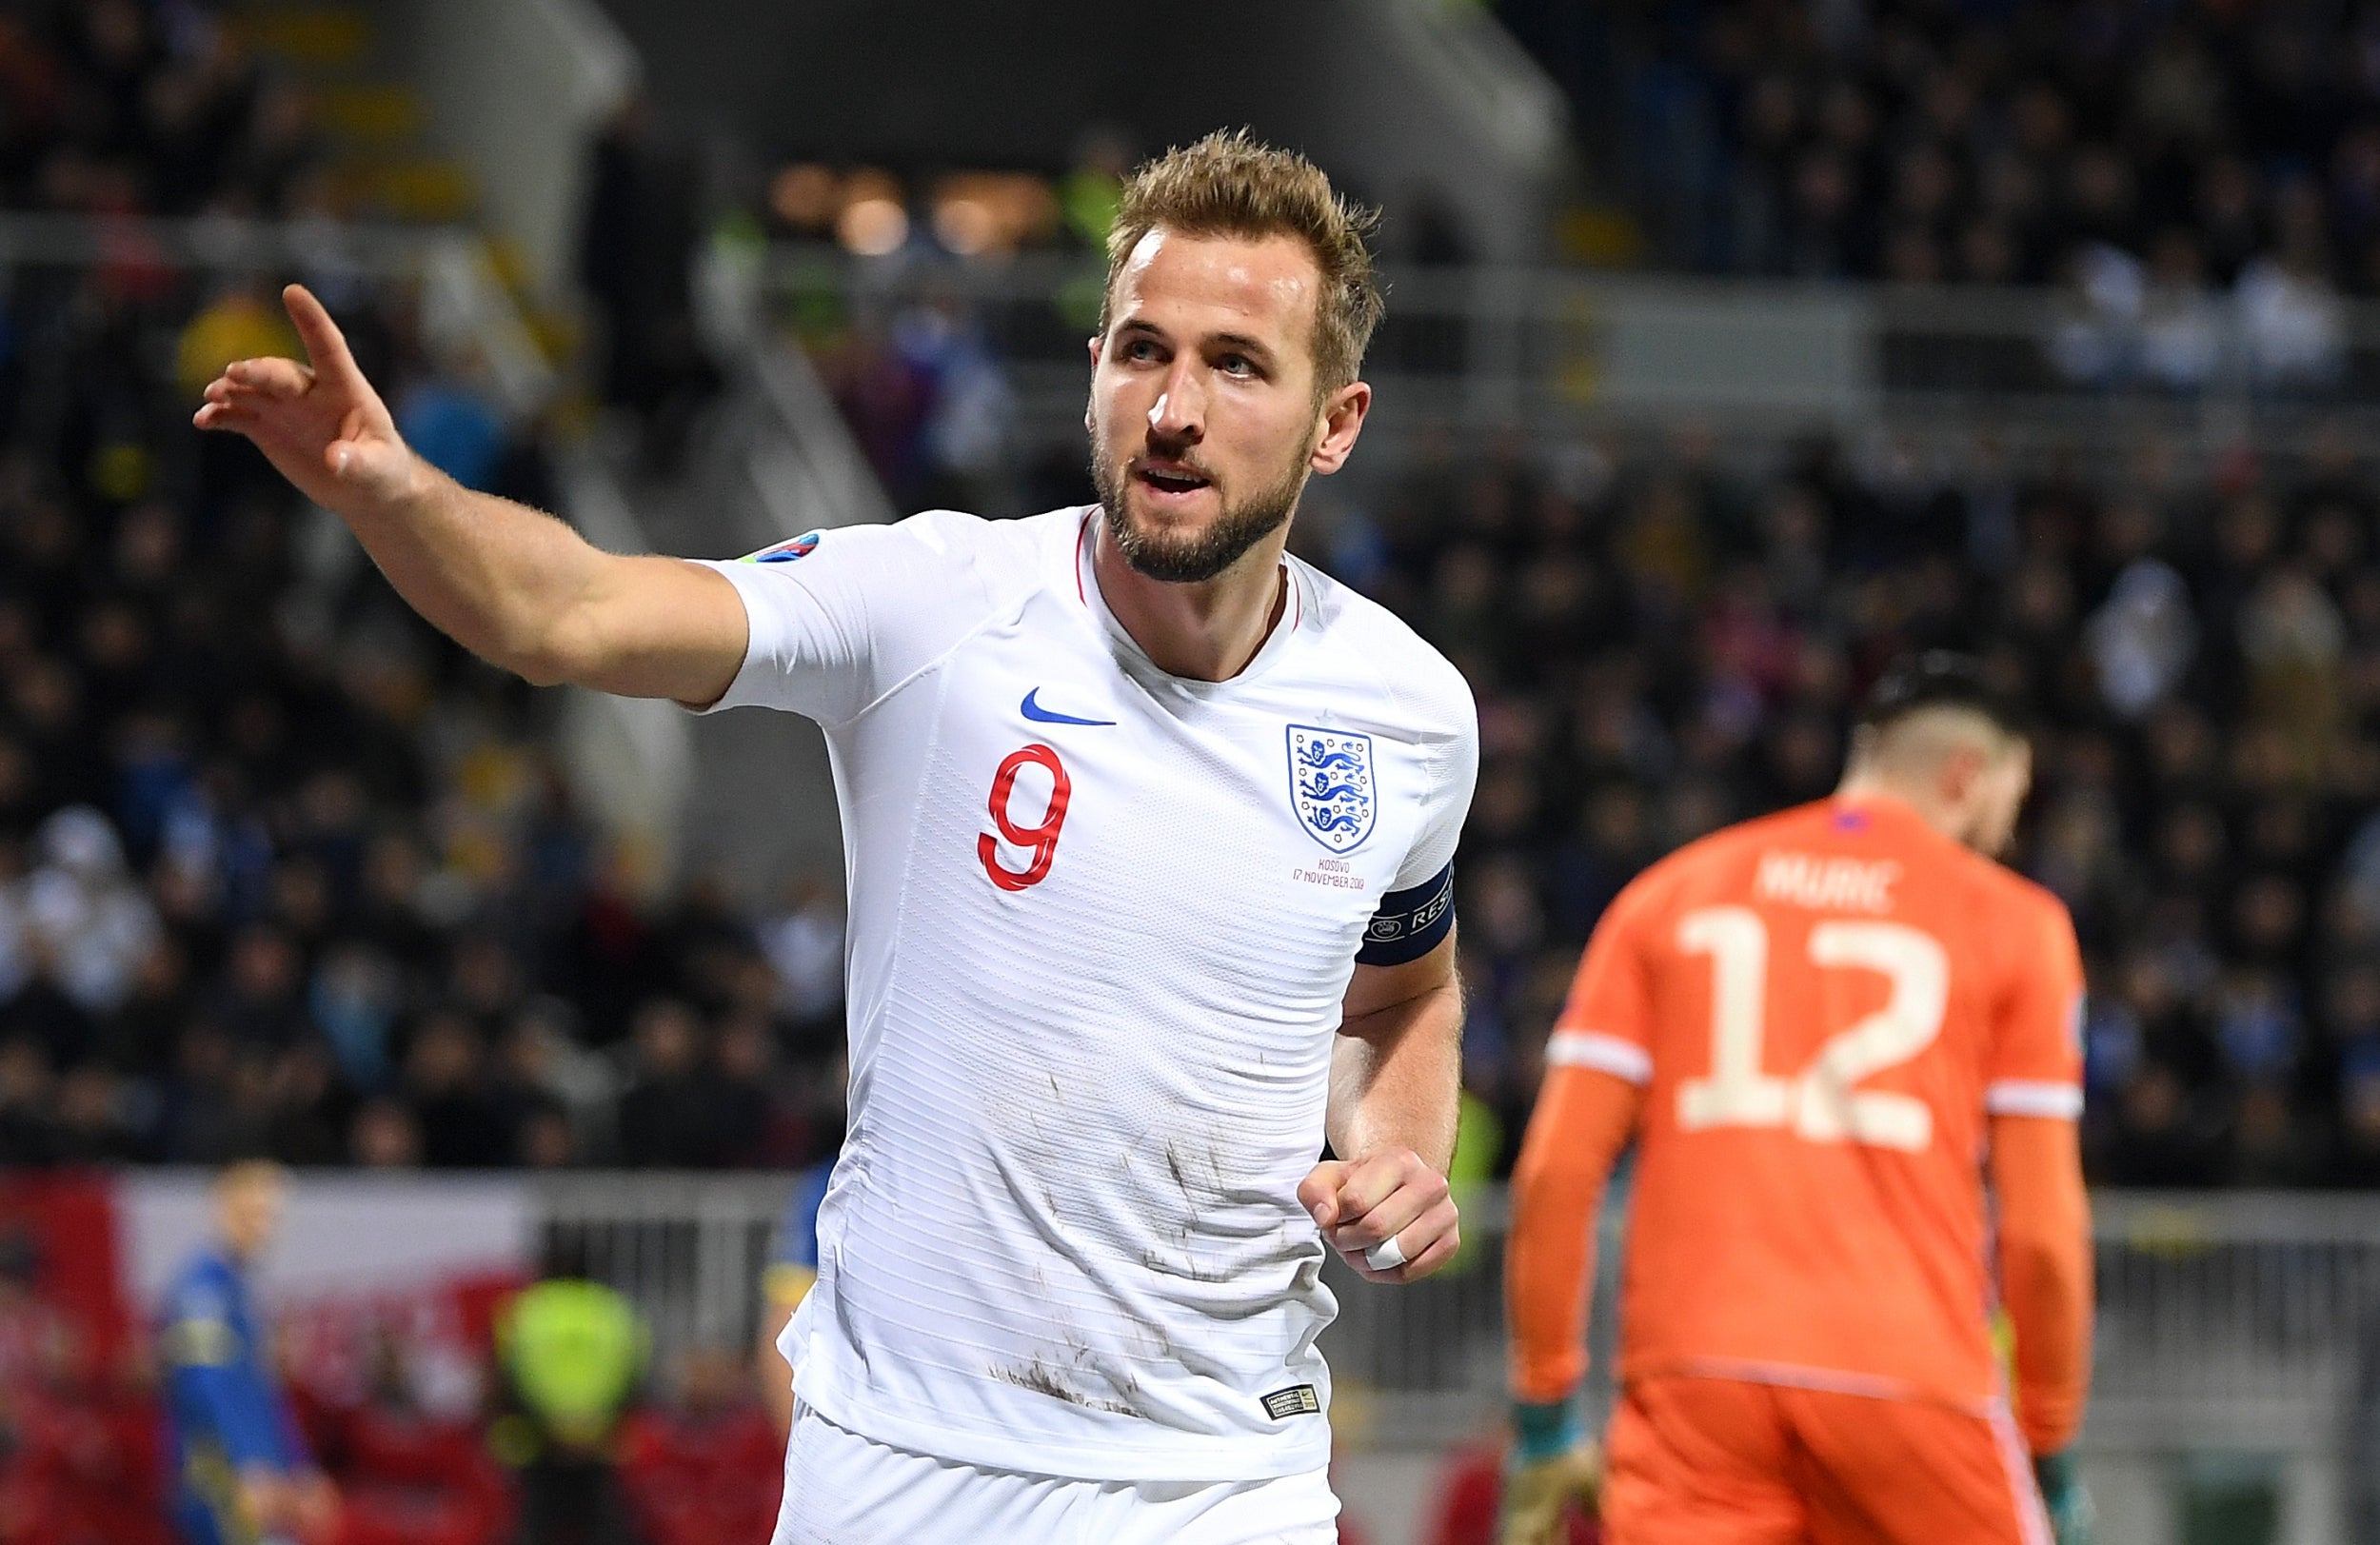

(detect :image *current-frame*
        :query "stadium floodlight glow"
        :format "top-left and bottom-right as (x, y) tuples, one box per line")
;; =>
(838, 197), (908, 257)
(933, 196), (997, 256)
(769, 164), (839, 233)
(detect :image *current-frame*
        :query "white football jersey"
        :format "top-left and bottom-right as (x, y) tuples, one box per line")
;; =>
(694, 506), (1478, 1481)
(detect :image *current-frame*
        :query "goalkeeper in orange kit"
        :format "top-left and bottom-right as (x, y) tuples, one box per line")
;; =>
(1501, 655), (2093, 1545)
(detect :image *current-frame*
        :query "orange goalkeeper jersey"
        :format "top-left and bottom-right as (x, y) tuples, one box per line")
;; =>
(1540, 795), (2084, 1413)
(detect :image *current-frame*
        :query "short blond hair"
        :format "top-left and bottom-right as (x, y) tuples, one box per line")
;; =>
(1101, 129), (1384, 395)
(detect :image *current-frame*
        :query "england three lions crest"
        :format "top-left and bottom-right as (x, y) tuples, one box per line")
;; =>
(1287, 725), (1377, 854)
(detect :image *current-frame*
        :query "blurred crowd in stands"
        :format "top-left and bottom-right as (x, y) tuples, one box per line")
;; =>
(10, 0), (2380, 1202)
(1, 0), (323, 220)
(0, 252), (854, 1176)
(1345, 419), (2380, 1190)
(0, 0), (845, 1186)
(1507, 0), (2380, 389)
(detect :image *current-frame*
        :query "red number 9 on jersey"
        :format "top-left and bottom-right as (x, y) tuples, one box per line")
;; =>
(978, 743), (1072, 891)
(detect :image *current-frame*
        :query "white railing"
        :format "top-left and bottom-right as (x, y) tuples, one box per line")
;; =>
(532, 1171), (794, 1357)
(2089, 1192), (2380, 1457)
(759, 242), (2380, 467)
(0, 210), (554, 418)
(527, 1174), (2380, 1470)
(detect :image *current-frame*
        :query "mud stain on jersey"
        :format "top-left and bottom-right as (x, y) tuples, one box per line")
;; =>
(1140, 1244), (1233, 1284)
(988, 1357), (1145, 1418)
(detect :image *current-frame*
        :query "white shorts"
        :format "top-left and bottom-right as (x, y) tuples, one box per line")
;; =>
(771, 1401), (1341, 1545)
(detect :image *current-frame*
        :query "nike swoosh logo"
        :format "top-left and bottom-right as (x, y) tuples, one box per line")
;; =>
(1021, 688), (1116, 726)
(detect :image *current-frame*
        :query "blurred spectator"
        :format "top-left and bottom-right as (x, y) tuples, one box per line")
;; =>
(614, 1000), (712, 1169)
(2237, 244), (2348, 392)
(577, 92), (715, 472)
(2139, 231), (2221, 392)
(1421, 1436), (1597, 1545)
(617, 1348), (780, 1545)
(2237, 566), (2346, 775)
(308, 942), (401, 1094)
(896, 293), (1021, 513)
(708, 1013), (795, 1168)
(821, 321), (932, 500)
(0, 1038), (55, 1163)
(758, 876), (843, 1040)
(2328, 1042), (2380, 1186)
(206, 927), (309, 1052)
(497, 999), (617, 1161)
(755, 1164), (827, 1437)
(349, 1099), (421, 1170)
(2086, 560), (2196, 719)
(174, 285), (302, 401)
(1060, 126), (1131, 251)
(293, 1326), (513, 1545)
(158, 1161), (339, 1545)
(2050, 244), (2145, 386)
(393, 373), (506, 495)
(52, 1061), (137, 1161)
(18, 805), (158, 1019)
(400, 1011), (506, 1170)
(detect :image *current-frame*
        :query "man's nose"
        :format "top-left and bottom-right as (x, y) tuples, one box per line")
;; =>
(1147, 360), (1206, 444)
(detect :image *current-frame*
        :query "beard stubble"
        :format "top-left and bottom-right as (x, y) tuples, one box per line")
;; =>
(1089, 427), (1312, 585)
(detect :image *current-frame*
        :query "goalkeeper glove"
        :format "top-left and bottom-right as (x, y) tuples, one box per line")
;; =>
(2033, 1450), (2094, 1545)
(1499, 1397), (1600, 1545)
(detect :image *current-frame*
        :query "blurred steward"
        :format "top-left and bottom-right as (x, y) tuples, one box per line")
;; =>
(492, 1241), (646, 1545)
(159, 1159), (337, 1545)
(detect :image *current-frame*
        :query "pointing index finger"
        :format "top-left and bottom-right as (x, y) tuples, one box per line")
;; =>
(281, 283), (361, 386)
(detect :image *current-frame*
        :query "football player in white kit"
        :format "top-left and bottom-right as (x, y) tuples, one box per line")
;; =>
(195, 130), (1478, 1543)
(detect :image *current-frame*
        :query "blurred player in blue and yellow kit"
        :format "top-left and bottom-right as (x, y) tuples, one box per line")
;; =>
(160, 1161), (337, 1545)
(756, 1163), (829, 1437)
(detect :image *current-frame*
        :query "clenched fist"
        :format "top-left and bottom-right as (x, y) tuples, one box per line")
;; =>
(1298, 1148), (1459, 1283)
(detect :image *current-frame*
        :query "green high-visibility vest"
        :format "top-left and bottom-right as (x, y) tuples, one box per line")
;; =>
(497, 1279), (647, 1448)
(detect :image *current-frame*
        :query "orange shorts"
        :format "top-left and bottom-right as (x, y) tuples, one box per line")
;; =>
(1601, 1375), (2051, 1545)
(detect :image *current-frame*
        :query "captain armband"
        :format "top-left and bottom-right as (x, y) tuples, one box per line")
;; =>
(1355, 862), (1457, 966)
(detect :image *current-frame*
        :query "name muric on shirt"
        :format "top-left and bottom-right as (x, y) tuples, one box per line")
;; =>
(1753, 851), (1902, 914)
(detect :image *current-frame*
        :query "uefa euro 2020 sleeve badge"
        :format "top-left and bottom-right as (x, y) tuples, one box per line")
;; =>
(1286, 725), (1377, 855)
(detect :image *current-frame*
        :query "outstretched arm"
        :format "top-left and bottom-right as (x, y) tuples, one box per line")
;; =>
(1299, 931), (1464, 1284)
(194, 285), (747, 703)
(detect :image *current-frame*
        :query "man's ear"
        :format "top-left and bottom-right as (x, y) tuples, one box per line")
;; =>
(1309, 381), (1372, 476)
